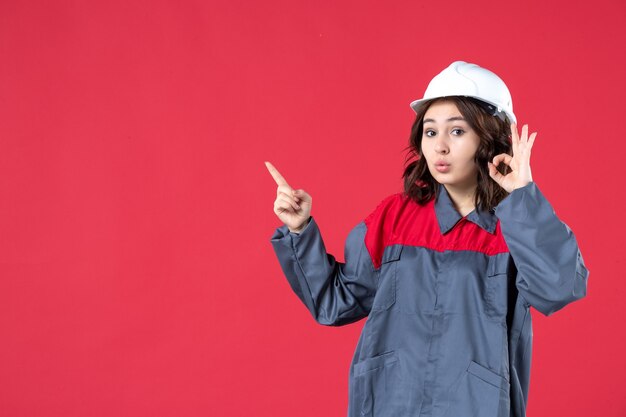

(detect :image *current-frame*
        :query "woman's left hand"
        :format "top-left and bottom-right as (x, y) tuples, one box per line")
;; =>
(488, 123), (537, 193)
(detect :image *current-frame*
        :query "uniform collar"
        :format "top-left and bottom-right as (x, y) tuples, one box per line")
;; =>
(434, 184), (498, 235)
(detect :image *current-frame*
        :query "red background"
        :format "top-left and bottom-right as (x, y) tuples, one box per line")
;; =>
(1, 1), (624, 416)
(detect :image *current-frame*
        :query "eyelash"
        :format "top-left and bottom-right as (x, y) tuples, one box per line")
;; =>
(424, 128), (465, 137)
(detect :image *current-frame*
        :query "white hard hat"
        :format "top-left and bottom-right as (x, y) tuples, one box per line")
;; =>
(410, 61), (516, 124)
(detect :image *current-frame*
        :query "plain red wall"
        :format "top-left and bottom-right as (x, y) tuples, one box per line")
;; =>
(1, 1), (624, 416)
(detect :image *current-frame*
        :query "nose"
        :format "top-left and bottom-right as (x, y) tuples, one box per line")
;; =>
(434, 136), (449, 154)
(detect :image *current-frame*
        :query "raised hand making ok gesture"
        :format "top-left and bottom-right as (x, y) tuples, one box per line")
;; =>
(265, 161), (312, 234)
(488, 123), (537, 193)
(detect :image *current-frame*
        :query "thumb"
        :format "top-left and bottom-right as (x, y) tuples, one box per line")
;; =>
(293, 189), (311, 202)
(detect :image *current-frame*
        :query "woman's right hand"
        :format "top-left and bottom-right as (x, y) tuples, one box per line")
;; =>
(265, 161), (312, 233)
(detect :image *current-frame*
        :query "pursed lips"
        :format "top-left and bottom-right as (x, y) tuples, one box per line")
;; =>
(435, 161), (451, 172)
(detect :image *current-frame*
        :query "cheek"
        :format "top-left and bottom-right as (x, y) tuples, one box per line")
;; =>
(420, 141), (433, 159)
(457, 141), (480, 162)
(453, 146), (480, 173)
(419, 144), (427, 160)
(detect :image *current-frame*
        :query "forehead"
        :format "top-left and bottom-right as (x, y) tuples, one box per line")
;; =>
(423, 100), (463, 121)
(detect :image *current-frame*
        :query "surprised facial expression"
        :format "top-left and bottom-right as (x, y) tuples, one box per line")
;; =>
(420, 100), (481, 189)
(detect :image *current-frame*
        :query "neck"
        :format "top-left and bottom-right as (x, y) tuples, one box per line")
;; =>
(443, 183), (478, 217)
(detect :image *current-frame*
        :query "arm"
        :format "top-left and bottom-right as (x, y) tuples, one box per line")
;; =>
(495, 182), (589, 316)
(270, 216), (379, 326)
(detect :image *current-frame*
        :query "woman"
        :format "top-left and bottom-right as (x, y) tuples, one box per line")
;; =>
(266, 61), (588, 417)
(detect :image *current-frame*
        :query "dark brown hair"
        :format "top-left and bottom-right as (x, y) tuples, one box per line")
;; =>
(402, 96), (512, 212)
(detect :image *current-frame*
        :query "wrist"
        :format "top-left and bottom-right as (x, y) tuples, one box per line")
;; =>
(288, 217), (310, 234)
(512, 180), (532, 191)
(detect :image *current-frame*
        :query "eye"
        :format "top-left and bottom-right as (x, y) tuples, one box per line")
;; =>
(451, 128), (465, 136)
(424, 129), (436, 137)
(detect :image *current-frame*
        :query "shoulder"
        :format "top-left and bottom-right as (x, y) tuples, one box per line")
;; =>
(363, 192), (425, 269)
(364, 192), (408, 225)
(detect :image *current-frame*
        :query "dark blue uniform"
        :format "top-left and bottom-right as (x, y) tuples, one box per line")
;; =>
(270, 182), (588, 417)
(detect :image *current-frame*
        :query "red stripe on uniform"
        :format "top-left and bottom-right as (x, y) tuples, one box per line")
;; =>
(364, 193), (509, 269)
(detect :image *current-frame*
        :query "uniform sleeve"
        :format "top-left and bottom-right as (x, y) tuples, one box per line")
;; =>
(495, 182), (589, 316)
(269, 216), (379, 326)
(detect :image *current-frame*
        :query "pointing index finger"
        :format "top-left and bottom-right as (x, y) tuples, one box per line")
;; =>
(265, 161), (290, 187)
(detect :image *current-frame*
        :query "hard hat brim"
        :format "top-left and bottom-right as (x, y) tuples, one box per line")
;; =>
(409, 95), (517, 124)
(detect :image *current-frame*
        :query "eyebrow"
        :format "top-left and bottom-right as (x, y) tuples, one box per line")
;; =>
(423, 116), (466, 124)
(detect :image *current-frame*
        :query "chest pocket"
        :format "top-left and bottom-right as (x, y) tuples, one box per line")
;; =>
(486, 255), (515, 319)
(371, 245), (402, 311)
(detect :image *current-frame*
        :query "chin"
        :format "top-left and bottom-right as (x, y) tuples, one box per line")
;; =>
(429, 169), (476, 188)
(429, 171), (453, 185)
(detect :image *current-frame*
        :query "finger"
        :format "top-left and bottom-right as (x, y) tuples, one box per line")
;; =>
(276, 184), (294, 198)
(277, 192), (299, 207)
(274, 195), (301, 213)
(487, 162), (504, 184)
(277, 194), (300, 211)
(492, 153), (513, 166)
(293, 188), (311, 202)
(277, 191), (299, 207)
(265, 161), (290, 187)
(274, 198), (296, 214)
(277, 187), (306, 205)
(510, 122), (519, 154)
(510, 122), (518, 139)
(520, 124), (529, 143)
(528, 131), (537, 149)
